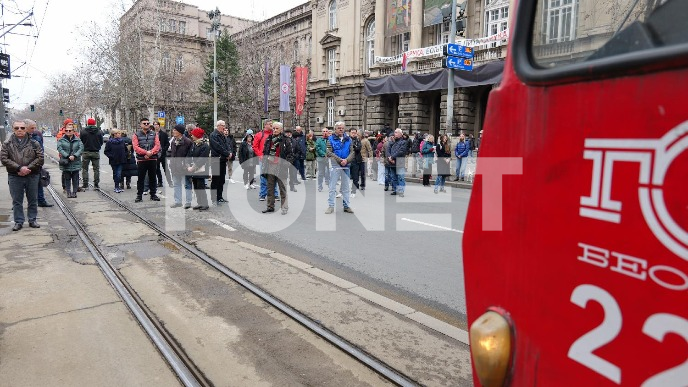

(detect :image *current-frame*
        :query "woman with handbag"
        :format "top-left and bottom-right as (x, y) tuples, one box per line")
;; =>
(434, 134), (451, 194)
(238, 133), (256, 189)
(57, 124), (84, 198)
(421, 134), (435, 186)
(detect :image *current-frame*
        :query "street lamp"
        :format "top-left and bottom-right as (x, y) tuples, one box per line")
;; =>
(207, 7), (221, 126)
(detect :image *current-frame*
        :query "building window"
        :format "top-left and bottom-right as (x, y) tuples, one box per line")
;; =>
(293, 40), (299, 63)
(178, 21), (186, 34)
(545, 0), (575, 43)
(365, 18), (375, 73)
(484, 4), (509, 47)
(327, 97), (334, 127)
(327, 48), (337, 84)
(328, 0), (337, 30)
(391, 32), (410, 56)
(435, 20), (451, 45)
(308, 36), (312, 57)
(162, 52), (170, 72)
(169, 19), (177, 33)
(175, 55), (183, 73)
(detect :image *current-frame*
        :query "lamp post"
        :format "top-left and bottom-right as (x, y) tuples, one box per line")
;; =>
(208, 7), (221, 126)
(445, 0), (458, 135)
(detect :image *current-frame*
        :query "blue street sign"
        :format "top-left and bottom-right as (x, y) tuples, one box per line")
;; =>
(175, 115), (185, 125)
(443, 43), (474, 59)
(157, 111), (165, 118)
(443, 56), (473, 71)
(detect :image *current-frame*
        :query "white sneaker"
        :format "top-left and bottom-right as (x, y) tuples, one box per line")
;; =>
(143, 192), (148, 195)
(244, 184), (250, 190)
(350, 193), (356, 199)
(336, 193), (342, 198)
(249, 184), (257, 189)
(229, 179), (236, 184)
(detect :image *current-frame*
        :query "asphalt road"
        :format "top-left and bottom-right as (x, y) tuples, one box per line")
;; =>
(43, 136), (470, 325)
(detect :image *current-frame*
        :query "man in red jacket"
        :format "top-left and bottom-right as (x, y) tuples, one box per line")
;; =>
(253, 120), (278, 201)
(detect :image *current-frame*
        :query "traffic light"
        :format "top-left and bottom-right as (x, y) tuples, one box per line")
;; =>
(30, 104), (35, 112)
(59, 109), (63, 116)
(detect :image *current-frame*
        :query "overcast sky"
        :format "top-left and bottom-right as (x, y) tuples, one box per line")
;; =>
(2, 0), (307, 110)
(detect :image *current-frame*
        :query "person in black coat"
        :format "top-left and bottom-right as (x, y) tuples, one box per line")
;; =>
(238, 133), (256, 189)
(153, 122), (172, 188)
(261, 122), (293, 214)
(209, 120), (231, 204)
(187, 127), (210, 211)
(223, 127), (238, 184)
(169, 124), (194, 208)
(120, 131), (137, 189)
(103, 129), (128, 193)
(434, 134), (451, 193)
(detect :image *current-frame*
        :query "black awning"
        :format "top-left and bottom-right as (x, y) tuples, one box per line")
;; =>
(363, 60), (505, 96)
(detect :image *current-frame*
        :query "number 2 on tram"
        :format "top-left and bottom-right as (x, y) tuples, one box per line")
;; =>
(463, 0), (688, 385)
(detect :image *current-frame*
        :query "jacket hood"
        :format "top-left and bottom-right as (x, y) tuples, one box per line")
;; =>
(84, 125), (100, 134)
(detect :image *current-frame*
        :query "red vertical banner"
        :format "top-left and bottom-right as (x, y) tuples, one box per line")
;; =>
(295, 67), (308, 116)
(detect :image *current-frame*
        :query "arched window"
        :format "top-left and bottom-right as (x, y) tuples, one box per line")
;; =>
(365, 18), (375, 73)
(328, 0), (337, 30)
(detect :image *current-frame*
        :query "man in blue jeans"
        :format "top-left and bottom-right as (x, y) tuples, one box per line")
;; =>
(454, 132), (469, 181)
(26, 119), (53, 207)
(388, 128), (408, 197)
(252, 120), (279, 201)
(1, 121), (44, 231)
(315, 128), (330, 192)
(325, 122), (354, 214)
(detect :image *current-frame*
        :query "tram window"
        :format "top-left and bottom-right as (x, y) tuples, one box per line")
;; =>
(531, 0), (688, 68)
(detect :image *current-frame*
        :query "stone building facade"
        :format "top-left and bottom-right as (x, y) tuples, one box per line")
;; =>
(117, 0), (254, 130)
(231, 3), (313, 132)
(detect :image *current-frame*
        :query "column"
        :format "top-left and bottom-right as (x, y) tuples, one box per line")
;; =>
(410, 0), (424, 49)
(375, 0), (386, 59)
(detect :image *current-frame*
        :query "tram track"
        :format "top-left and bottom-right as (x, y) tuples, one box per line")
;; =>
(45, 166), (419, 386)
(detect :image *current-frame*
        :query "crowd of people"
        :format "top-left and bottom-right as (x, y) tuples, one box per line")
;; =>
(2, 116), (482, 230)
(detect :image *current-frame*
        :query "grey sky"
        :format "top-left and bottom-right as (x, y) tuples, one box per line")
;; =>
(2, 0), (307, 110)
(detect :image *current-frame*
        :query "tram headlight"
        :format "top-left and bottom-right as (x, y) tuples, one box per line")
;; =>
(469, 309), (513, 387)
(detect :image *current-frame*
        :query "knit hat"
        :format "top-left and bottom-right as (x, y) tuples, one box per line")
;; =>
(63, 118), (73, 126)
(246, 129), (254, 135)
(87, 117), (96, 126)
(190, 128), (205, 139)
(173, 124), (186, 134)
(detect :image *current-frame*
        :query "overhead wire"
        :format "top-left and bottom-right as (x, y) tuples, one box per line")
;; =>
(17, 0), (49, 104)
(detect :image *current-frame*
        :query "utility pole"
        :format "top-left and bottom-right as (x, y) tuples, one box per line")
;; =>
(208, 7), (221, 127)
(445, 0), (458, 135)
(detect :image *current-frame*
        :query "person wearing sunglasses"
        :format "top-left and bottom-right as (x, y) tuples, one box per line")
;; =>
(132, 118), (161, 202)
(57, 122), (84, 199)
(1, 121), (45, 231)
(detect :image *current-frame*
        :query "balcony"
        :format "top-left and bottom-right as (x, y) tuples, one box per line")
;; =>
(473, 46), (506, 64)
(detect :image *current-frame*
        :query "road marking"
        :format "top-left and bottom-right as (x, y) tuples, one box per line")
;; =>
(209, 218), (236, 232)
(400, 218), (464, 233)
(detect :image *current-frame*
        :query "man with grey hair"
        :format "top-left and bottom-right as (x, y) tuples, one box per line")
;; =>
(25, 119), (53, 207)
(209, 119), (231, 205)
(388, 128), (408, 197)
(325, 121), (354, 214)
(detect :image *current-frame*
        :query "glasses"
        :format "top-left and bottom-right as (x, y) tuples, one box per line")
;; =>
(13, 126), (26, 130)
(65, 130), (73, 132)
(142, 122), (150, 125)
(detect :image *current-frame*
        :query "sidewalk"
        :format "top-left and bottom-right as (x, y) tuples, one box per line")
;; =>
(0, 166), (179, 386)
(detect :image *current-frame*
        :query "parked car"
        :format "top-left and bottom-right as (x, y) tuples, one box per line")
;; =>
(43, 131), (53, 137)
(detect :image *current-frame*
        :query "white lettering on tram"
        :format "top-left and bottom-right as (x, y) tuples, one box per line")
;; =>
(577, 243), (688, 291)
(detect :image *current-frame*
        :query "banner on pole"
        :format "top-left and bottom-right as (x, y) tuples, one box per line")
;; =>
(264, 60), (270, 113)
(294, 67), (308, 116)
(279, 65), (290, 112)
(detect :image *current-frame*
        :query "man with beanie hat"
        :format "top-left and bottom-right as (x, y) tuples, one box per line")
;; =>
(169, 124), (193, 209)
(132, 117), (161, 202)
(80, 117), (104, 189)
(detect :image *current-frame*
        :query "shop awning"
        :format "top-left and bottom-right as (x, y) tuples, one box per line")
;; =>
(363, 60), (504, 96)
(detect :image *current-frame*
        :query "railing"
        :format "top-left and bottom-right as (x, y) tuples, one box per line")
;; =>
(378, 65), (403, 76)
(533, 41), (575, 58)
(415, 59), (443, 73)
(473, 46), (505, 63)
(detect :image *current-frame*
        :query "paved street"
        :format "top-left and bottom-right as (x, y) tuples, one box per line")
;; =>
(43, 136), (469, 326)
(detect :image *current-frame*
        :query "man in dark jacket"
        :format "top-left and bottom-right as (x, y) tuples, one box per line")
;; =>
(388, 128), (408, 197)
(154, 121), (172, 188)
(80, 117), (104, 189)
(223, 126), (237, 184)
(209, 119), (231, 205)
(169, 124), (193, 209)
(261, 122), (292, 215)
(349, 128), (365, 197)
(1, 121), (44, 231)
(25, 119), (52, 207)
(293, 126), (306, 181)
